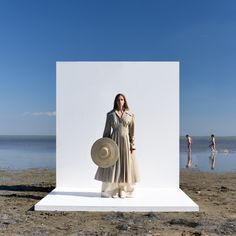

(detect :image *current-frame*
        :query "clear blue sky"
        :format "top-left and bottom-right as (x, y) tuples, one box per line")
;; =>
(0, 0), (236, 136)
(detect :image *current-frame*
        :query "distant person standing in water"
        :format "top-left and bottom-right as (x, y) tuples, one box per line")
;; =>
(209, 134), (216, 152)
(186, 134), (192, 151)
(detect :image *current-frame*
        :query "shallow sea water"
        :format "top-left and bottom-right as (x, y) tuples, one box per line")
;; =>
(0, 135), (235, 172)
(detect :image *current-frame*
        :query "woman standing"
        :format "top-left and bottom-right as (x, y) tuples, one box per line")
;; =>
(94, 93), (140, 198)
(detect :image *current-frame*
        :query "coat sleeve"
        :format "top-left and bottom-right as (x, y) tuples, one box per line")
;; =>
(129, 113), (136, 150)
(103, 113), (111, 138)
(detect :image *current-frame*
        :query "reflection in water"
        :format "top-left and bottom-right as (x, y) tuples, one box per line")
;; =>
(180, 136), (236, 172)
(185, 150), (218, 170)
(209, 151), (217, 170)
(186, 150), (192, 168)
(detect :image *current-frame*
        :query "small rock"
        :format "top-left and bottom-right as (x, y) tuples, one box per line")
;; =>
(168, 218), (200, 228)
(116, 224), (128, 231)
(144, 212), (158, 218)
(220, 186), (229, 192)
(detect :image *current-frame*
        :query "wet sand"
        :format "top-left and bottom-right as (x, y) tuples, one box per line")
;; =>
(0, 169), (235, 235)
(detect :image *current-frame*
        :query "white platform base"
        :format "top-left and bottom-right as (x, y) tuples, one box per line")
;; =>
(35, 187), (199, 212)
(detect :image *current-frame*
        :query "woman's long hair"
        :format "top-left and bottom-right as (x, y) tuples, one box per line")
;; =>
(113, 93), (129, 110)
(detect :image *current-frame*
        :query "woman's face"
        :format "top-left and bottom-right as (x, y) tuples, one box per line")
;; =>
(116, 95), (125, 108)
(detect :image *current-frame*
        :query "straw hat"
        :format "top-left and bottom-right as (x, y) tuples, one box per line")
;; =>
(91, 137), (119, 168)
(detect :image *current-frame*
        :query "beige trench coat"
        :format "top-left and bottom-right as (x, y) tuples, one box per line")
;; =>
(94, 109), (140, 184)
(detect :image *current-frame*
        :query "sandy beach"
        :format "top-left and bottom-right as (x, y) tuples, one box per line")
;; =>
(0, 169), (235, 235)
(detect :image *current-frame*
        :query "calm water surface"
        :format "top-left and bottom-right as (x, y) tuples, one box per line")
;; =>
(0, 135), (55, 170)
(0, 135), (235, 172)
(180, 136), (236, 172)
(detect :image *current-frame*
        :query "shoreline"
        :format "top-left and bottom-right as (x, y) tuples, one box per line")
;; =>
(1, 167), (236, 174)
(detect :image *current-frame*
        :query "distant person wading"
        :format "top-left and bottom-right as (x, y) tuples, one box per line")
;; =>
(209, 134), (216, 152)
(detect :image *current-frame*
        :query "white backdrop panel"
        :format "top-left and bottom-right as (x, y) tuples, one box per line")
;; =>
(56, 62), (179, 189)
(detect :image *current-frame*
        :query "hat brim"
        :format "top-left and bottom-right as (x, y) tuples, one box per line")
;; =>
(91, 137), (119, 168)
